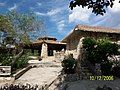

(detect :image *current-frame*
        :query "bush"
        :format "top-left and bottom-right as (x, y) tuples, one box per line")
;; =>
(82, 38), (120, 75)
(112, 66), (120, 78)
(62, 54), (77, 74)
(101, 62), (113, 75)
(0, 53), (13, 66)
(0, 50), (29, 73)
(12, 52), (29, 72)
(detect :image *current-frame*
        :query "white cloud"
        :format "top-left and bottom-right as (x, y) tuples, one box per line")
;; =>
(34, 8), (62, 17)
(35, 12), (46, 16)
(69, 6), (91, 23)
(58, 20), (64, 24)
(92, 0), (120, 28)
(47, 8), (61, 16)
(68, 1), (120, 29)
(109, 0), (120, 12)
(0, 3), (5, 6)
(8, 4), (17, 11)
(37, 2), (42, 6)
(34, 5), (66, 34)
(57, 20), (65, 33)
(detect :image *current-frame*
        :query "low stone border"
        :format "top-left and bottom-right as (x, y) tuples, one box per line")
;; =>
(12, 65), (32, 80)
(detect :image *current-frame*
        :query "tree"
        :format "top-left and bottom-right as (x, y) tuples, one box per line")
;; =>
(82, 38), (120, 75)
(69, 0), (119, 15)
(6, 10), (45, 45)
(0, 15), (15, 47)
(83, 38), (119, 64)
(0, 11), (45, 71)
(0, 15), (14, 33)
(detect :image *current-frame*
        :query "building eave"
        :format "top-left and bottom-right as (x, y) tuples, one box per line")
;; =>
(61, 24), (120, 42)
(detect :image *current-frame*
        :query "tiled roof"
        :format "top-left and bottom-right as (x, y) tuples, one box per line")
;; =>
(37, 36), (57, 40)
(75, 24), (120, 34)
(31, 40), (66, 45)
(62, 24), (120, 42)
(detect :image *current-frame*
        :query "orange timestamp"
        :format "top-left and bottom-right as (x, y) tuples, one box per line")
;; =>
(90, 75), (114, 81)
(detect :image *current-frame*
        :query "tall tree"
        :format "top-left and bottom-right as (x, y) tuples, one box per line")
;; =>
(6, 10), (45, 44)
(0, 15), (14, 32)
(0, 15), (15, 46)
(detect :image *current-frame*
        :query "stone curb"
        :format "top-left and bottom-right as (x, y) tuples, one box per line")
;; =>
(39, 72), (61, 90)
(12, 65), (32, 80)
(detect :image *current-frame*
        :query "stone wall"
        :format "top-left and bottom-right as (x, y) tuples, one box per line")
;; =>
(65, 50), (78, 59)
(64, 30), (120, 58)
(54, 51), (65, 62)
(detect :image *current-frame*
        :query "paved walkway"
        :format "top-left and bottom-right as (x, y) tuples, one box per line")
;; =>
(14, 67), (62, 86)
(0, 56), (62, 88)
(14, 57), (62, 86)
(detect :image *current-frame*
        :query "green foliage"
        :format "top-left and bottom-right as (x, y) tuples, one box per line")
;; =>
(12, 52), (29, 71)
(62, 54), (77, 74)
(82, 37), (120, 75)
(112, 66), (120, 78)
(6, 10), (41, 44)
(82, 37), (96, 51)
(101, 62), (113, 75)
(0, 53), (13, 66)
(0, 15), (14, 38)
(0, 11), (44, 73)
(83, 38), (120, 64)
(70, 0), (117, 15)
(62, 58), (76, 69)
(0, 51), (29, 73)
(0, 10), (44, 47)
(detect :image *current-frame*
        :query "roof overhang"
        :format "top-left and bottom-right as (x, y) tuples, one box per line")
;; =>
(61, 24), (120, 42)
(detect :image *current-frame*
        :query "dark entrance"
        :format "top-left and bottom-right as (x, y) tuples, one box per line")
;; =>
(47, 43), (66, 56)
(48, 49), (53, 56)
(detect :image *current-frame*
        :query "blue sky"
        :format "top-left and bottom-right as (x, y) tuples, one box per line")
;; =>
(0, 0), (120, 41)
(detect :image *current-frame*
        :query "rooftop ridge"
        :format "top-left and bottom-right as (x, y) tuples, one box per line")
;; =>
(75, 24), (120, 33)
(61, 24), (120, 42)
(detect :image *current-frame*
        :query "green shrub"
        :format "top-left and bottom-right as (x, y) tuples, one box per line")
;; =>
(0, 53), (13, 66)
(62, 54), (77, 74)
(112, 66), (120, 78)
(101, 62), (113, 75)
(12, 52), (29, 71)
(0, 50), (29, 73)
(82, 38), (120, 75)
(83, 38), (119, 64)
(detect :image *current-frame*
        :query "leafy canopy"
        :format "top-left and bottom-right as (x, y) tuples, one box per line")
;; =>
(82, 38), (120, 64)
(0, 15), (14, 36)
(69, 0), (119, 15)
(6, 11), (44, 44)
(0, 10), (44, 46)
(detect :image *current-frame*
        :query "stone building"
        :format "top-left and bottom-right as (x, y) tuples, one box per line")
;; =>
(25, 36), (66, 58)
(61, 25), (120, 59)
